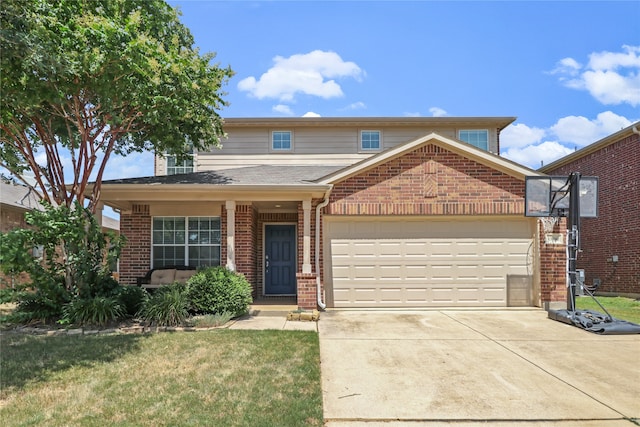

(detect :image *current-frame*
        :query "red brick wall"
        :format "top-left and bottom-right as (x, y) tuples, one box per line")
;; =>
(234, 204), (258, 295)
(545, 134), (639, 295)
(327, 144), (524, 215)
(296, 273), (317, 309)
(119, 204), (151, 285)
(538, 218), (568, 305)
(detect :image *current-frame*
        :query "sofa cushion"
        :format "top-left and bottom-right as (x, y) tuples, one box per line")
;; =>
(174, 269), (196, 283)
(150, 269), (176, 285)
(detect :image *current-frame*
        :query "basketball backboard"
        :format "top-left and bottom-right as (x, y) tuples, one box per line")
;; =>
(525, 175), (598, 217)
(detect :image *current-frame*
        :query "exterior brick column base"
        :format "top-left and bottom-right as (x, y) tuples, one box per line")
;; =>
(296, 273), (317, 309)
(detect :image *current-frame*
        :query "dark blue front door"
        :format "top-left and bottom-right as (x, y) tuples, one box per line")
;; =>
(265, 224), (296, 295)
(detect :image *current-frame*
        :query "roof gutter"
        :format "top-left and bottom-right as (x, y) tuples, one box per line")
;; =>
(315, 185), (333, 310)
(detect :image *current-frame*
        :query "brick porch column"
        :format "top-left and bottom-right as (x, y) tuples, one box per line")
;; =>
(225, 200), (236, 271)
(302, 199), (312, 274)
(296, 273), (317, 309)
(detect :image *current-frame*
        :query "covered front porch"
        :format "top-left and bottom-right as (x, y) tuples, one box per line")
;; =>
(94, 167), (338, 309)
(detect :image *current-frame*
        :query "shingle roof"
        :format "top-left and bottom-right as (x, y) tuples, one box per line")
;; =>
(102, 165), (345, 186)
(0, 181), (44, 211)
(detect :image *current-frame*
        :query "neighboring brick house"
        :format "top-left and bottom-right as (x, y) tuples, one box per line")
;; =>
(540, 122), (640, 297)
(95, 117), (568, 310)
(0, 181), (44, 287)
(0, 181), (119, 287)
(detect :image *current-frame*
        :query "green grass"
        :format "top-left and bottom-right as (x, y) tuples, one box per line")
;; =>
(0, 330), (323, 426)
(575, 296), (640, 324)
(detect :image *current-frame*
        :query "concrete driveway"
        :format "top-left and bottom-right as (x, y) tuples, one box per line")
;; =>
(319, 309), (640, 426)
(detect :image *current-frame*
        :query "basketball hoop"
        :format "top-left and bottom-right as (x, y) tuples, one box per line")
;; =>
(540, 216), (559, 233)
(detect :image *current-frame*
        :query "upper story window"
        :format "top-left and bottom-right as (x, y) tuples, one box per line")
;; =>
(360, 130), (381, 151)
(272, 131), (292, 151)
(166, 143), (194, 175)
(459, 130), (489, 150)
(167, 155), (194, 175)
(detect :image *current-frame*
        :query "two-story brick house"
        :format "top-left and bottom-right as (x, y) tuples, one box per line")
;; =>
(96, 117), (567, 310)
(540, 122), (640, 298)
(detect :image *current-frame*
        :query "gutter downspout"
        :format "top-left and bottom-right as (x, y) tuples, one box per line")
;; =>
(315, 186), (333, 310)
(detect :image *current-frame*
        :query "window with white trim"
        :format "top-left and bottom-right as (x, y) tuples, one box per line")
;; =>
(166, 144), (195, 175)
(152, 217), (221, 268)
(360, 130), (381, 151)
(166, 154), (194, 175)
(459, 130), (489, 150)
(271, 131), (292, 151)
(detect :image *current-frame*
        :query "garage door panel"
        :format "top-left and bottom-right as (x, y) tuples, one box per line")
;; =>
(326, 219), (533, 308)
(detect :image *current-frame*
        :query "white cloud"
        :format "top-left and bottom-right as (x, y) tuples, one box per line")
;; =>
(581, 69), (640, 106)
(548, 57), (582, 77)
(501, 123), (546, 149)
(588, 45), (640, 71)
(272, 104), (294, 116)
(550, 111), (632, 147)
(550, 45), (640, 106)
(429, 107), (448, 117)
(501, 111), (636, 169)
(238, 50), (364, 102)
(302, 111), (321, 117)
(502, 141), (574, 169)
(345, 101), (366, 110)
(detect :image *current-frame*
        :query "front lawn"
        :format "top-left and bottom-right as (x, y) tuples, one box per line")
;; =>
(0, 330), (323, 426)
(575, 296), (640, 324)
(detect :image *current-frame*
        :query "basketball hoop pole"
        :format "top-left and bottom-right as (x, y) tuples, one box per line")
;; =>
(567, 172), (581, 311)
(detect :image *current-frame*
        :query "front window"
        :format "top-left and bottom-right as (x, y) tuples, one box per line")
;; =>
(360, 130), (381, 151)
(459, 130), (489, 150)
(152, 217), (221, 268)
(272, 131), (292, 151)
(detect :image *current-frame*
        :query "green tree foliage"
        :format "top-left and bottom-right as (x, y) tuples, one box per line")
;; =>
(0, 201), (125, 296)
(0, 0), (233, 212)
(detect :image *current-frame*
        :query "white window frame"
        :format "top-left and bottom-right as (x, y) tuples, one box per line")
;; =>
(458, 129), (489, 150)
(151, 216), (221, 268)
(271, 130), (293, 151)
(166, 142), (195, 175)
(165, 154), (196, 175)
(360, 130), (382, 151)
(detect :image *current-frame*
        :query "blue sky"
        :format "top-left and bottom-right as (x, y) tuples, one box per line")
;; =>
(7, 1), (637, 220)
(85, 1), (640, 176)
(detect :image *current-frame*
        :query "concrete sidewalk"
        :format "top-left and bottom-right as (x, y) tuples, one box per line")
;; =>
(227, 304), (318, 332)
(319, 309), (640, 426)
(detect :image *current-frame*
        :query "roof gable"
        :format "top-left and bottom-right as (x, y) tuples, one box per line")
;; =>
(326, 141), (530, 216)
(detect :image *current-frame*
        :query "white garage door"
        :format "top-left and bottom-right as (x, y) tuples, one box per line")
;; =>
(325, 217), (534, 308)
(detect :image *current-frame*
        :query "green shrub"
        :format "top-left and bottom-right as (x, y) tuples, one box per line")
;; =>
(81, 274), (120, 299)
(113, 285), (148, 317)
(186, 267), (253, 317)
(62, 296), (125, 326)
(15, 278), (70, 323)
(137, 283), (189, 326)
(0, 287), (26, 304)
